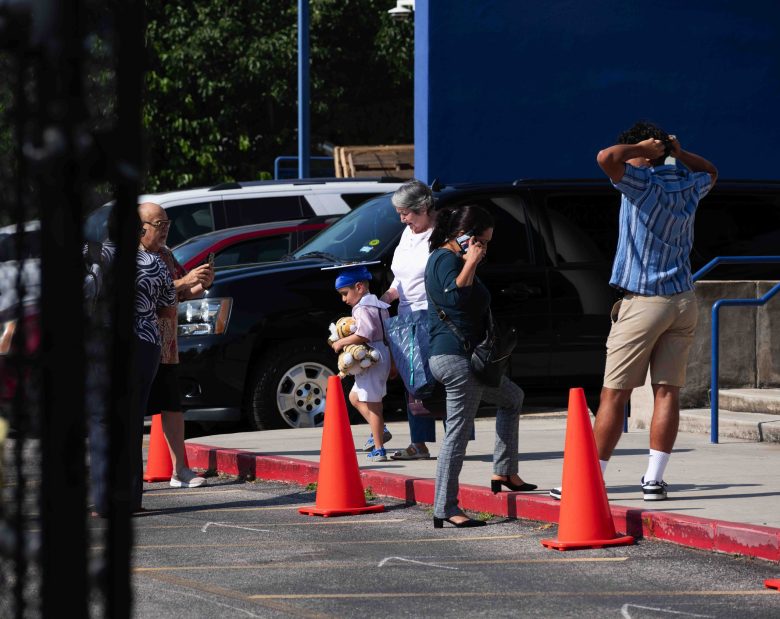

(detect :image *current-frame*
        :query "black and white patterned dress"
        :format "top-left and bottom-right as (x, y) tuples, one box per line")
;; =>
(135, 249), (176, 345)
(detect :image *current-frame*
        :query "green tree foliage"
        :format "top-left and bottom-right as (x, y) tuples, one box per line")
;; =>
(0, 53), (17, 225)
(144, 0), (413, 192)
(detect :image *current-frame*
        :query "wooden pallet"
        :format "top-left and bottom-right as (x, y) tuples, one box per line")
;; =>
(333, 144), (414, 179)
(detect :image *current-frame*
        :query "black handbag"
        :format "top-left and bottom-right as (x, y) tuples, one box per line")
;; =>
(433, 302), (517, 388)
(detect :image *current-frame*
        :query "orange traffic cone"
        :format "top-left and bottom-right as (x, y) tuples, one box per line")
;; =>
(299, 376), (384, 517)
(541, 387), (634, 551)
(143, 414), (173, 482)
(766, 579), (780, 591)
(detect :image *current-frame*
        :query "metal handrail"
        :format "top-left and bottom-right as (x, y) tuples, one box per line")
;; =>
(692, 255), (780, 282)
(691, 256), (780, 443)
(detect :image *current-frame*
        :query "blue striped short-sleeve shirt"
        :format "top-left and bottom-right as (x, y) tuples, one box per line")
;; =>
(610, 163), (713, 296)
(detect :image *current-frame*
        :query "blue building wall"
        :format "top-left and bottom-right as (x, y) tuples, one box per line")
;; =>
(414, 1), (780, 183)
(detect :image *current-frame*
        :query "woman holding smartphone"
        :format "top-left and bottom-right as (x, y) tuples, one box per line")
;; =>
(425, 205), (536, 528)
(139, 202), (214, 488)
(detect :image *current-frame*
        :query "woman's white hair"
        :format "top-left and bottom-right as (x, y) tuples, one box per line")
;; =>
(391, 179), (433, 213)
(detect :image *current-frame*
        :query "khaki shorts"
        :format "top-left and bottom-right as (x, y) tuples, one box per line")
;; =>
(603, 291), (698, 390)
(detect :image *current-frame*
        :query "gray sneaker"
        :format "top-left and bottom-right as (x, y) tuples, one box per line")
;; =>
(170, 468), (207, 488)
(549, 487), (562, 500)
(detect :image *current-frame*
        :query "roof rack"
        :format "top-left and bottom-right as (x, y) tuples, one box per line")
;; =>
(208, 177), (404, 191)
(209, 182), (242, 191)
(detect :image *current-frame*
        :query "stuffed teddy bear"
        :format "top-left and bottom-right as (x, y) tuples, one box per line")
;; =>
(337, 343), (381, 377)
(328, 316), (357, 344)
(328, 316), (381, 378)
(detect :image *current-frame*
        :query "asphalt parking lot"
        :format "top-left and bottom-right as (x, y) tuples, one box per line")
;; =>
(105, 477), (780, 619)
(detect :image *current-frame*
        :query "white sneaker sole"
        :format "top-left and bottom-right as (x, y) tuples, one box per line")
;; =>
(643, 493), (667, 501)
(170, 477), (206, 488)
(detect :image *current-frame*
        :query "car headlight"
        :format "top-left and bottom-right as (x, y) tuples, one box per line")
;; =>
(178, 297), (232, 336)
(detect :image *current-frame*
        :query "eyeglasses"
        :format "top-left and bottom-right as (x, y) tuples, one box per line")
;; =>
(143, 220), (171, 230)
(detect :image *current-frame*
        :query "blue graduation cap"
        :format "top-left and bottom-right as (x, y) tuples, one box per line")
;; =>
(320, 261), (381, 289)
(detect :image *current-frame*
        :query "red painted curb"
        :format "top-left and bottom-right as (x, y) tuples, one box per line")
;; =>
(186, 442), (780, 562)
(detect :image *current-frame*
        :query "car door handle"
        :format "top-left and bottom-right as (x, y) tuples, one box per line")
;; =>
(500, 283), (541, 300)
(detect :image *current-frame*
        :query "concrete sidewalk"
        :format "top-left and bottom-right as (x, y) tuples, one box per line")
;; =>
(185, 411), (780, 562)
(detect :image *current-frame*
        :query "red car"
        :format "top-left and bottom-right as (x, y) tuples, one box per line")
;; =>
(171, 216), (339, 271)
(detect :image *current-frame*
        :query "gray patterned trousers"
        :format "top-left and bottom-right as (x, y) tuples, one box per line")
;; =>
(429, 354), (525, 518)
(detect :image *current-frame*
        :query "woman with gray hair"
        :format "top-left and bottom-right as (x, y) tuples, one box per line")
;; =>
(376, 179), (439, 460)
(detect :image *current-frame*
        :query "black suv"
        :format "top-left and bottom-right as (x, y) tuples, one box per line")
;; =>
(176, 179), (780, 430)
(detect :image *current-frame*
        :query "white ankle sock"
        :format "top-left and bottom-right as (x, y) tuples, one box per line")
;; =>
(644, 449), (670, 483)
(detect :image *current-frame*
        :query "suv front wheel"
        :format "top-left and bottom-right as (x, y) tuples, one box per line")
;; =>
(248, 340), (345, 430)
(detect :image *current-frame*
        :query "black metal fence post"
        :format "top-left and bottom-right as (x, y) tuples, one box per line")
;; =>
(105, 0), (144, 616)
(31, 0), (89, 615)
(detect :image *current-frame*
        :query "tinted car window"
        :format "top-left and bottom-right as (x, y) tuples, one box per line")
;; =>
(0, 230), (40, 261)
(166, 203), (215, 247)
(292, 195), (403, 262)
(213, 236), (292, 267)
(692, 192), (780, 279)
(171, 235), (217, 267)
(226, 196), (311, 227)
(340, 193), (384, 209)
(544, 193), (620, 265)
(83, 203), (113, 242)
(448, 194), (534, 265)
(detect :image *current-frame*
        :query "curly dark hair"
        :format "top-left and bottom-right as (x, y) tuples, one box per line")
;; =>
(428, 205), (494, 253)
(617, 120), (673, 158)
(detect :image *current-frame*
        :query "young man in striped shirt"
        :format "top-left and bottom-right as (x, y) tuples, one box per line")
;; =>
(591, 121), (717, 501)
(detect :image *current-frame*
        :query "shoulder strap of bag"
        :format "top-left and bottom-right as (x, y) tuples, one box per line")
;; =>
(430, 296), (479, 354)
(425, 248), (471, 352)
(370, 305), (389, 346)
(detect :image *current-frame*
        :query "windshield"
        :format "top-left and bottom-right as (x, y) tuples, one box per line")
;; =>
(84, 203), (113, 242)
(291, 194), (403, 262)
(172, 235), (215, 266)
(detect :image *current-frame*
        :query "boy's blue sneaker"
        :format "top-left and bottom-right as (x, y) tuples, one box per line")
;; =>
(366, 447), (387, 462)
(362, 426), (392, 451)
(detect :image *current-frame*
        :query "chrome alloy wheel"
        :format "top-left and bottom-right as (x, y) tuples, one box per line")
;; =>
(275, 361), (334, 428)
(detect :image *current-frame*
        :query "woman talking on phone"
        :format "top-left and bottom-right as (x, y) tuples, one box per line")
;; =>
(425, 205), (536, 528)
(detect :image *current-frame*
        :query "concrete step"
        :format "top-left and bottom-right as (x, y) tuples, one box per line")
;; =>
(678, 407), (780, 443)
(718, 388), (780, 414)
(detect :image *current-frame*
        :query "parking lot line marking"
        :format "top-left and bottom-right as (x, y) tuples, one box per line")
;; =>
(181, 505), (308, 512)
(138, 518), (407, 530)
(453, 557), (629, 565)
(202, 522), (272, 533)
(141, 571), (332, 619)
(134, 557), (626, 573)
(378, 557), (458, 570)
(157, 587), (265, 618)
(247, 590), (778, 600)
(127, 534), (528, 550)
(620, 604), (712, 618)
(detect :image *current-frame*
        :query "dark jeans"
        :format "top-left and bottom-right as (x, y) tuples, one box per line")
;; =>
(89, 336), (160, 514)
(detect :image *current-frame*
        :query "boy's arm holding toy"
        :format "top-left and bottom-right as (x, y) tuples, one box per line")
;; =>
(331, 333), (369, 353)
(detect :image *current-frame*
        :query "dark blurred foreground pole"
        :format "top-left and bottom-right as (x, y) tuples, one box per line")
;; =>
(106, 0), (145, 616)
(28, 0), (89, 615)
(298, 0), (310, 178)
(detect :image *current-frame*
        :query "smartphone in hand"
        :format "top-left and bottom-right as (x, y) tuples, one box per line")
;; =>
(456, 231), (474, 254)
(207, 252), (215, 268)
